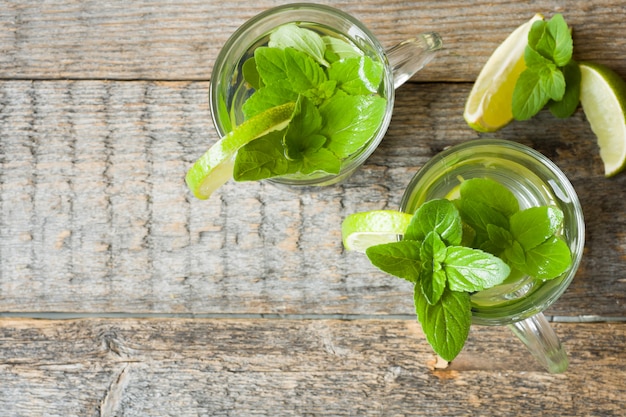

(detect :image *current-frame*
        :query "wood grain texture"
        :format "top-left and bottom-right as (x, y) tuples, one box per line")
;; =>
(3, 1), (626, 415)
(1, 0), (626, 82)
(1, 80), (625, 316)
(0, 318), (624, 416)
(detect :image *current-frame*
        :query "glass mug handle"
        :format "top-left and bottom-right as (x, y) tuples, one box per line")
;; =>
(386, 32), (443, 89)
(508, 312), (569, 373)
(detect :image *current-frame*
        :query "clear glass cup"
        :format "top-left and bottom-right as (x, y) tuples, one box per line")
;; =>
(400, 139), (585, 373)
(210, 3), (442, 187)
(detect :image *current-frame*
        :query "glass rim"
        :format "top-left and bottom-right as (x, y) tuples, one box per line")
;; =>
(399, 139), (585, 325)
(209, 3), (395, 186)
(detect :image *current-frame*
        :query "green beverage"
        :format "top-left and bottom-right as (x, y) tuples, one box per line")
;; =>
(342, 139), (584, 372)
(208, 5), (396, 187)
(183, 3), (441, 200)
(399, 140), (584, 325)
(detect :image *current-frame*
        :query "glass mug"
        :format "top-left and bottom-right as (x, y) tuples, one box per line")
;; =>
(400, 139), (585, 373)
(210, 3), (443, 187)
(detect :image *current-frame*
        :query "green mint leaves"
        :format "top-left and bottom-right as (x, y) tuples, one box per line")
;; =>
(512, 14), (581, 121)
(457, 178), (572, 280)
(232, 24), (387, 182)
(366, 199), (511, 361)
(363, 178), (573, 362)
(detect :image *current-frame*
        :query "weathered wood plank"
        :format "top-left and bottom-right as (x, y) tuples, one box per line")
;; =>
(1, 80), (625, 316)
(0, 318), (623, 416)
(1, 0), (626, 81)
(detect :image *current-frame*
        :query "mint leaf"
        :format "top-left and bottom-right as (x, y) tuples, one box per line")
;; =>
(284, 47), (328, 93)
(504, 240), (526, 270)
(328, 56), (384, 95)
(484, 223), (513, 254)
(216, 94), (233, 133)
(541, 64), (566, 101)
(365, 241), (422, 283)
(242, 57), (263, 90)
(456, 199), (509, 243)
(530, 14), (572, 66)
(443, 246), (510, 292)
(546, 14), (573, 67)
(405, 199), (463, 245)
(459, 178), (519, 217)
(319, 93), (387, 158)
(512, 68), (551, 120)
(233, 130), (298, 181)
(512, 64), (565, 120)
(300, 147), (341, 175)
(283, 96), (323, 160)
(242, 80), (298, 119)
(254, 47), (327, 94)
(418, 232), (447, 305)
(534, 26), (557, 62)
(509, 206), (564, 251)
(549, 60), (581, 118)
(269, 23), (329, 67)
(527, 20), (547, 51)
(254, 47), (289, 86)
(419, 264), (447, 305)
(414, 288), (471, 362)
(523, 235), (572, 279)
(323, 35), (362, 63)
(420, 231), (447, 263)
(524, 46), (554, 70)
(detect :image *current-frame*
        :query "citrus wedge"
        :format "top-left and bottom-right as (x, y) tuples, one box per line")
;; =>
(579, 62), (626, 177)
(464, 14), (543, 132)
(342, 210), (413, 253)
(186, 102), (295, 199)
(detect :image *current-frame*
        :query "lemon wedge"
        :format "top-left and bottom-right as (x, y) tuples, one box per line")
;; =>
(579, 62), (626, 177)
(464, 14), (543, 132)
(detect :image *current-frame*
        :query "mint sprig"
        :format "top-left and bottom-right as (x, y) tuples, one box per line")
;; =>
(362, 178), (573, 362)
(232, 24), (387, 182)
(366, 199), (510, 361)
(512, 14), (581, 120)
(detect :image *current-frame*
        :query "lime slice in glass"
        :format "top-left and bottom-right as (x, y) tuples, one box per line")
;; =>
(342, 210), (413, 252)
(186, 102), (295, 199)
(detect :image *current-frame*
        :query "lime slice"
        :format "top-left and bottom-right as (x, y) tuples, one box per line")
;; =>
(579, 62), (626, 177)
(185, 102), (295, 199)
(464, 14), (543, 132)
(342, 210), (413, 252)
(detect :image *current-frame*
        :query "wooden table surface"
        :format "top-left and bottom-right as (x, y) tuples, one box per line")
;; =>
(1, 1), (625, 415)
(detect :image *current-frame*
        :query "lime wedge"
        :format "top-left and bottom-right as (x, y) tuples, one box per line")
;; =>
(579, 62), (626, 177)
(186, 102), (295, 199)
(342, 210), (413, 252)
(464, 14), (543, 132)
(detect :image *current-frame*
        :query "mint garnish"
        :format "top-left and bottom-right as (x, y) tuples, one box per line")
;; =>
(230, 23), (387, 182)
(512, 14), (581, 120)
(363, 178), (573, 362)
(366, 199), (511, 361)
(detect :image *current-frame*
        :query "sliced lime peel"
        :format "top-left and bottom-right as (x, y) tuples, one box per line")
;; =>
(342, 210), (414, 253)
(186, 102), (296, 199)
(579, 62), (626, 177)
